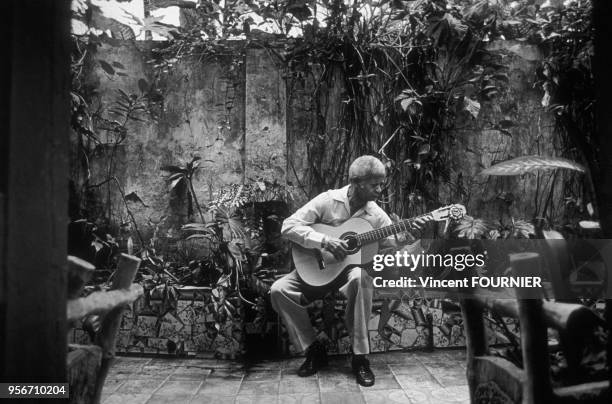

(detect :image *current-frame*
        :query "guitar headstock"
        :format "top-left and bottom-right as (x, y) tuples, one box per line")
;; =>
(431, 204), (466, 221)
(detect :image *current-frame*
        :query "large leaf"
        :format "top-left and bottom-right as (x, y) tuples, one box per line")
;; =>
(464, 97), (480, 119)
(90, 3), (136, 40)
(182, 223), (209, 232)
(480, 156), (585, 176)
(160, 165), (186, 174)
(227, 240), (245, 262)
(186, 233), (215, 240)
(138, 16), (180, 39)
(124, 191), (148, 207)
(138, 78), (150, 94)
(462, 0), (497, 26)
(511, 219), (535, 239)
(286, 0), (312, 22)
(453, 216), (490, 239)
(427, 13), (468, 47)
(169, 176), (185, 191)
(99, 60), (115, 75)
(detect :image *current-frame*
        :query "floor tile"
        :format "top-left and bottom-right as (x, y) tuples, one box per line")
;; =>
(318, 374), (360, 392)
(135, 365), (177, 378)
(406, 385), (470, 404)
(367, 355), (389, 365)
(114, 357), (152, 367)
(358, 375), (401, 391)
(209, 368), (246, 378)
(115, 379), (166, 394)
(169, 368), (211, 380)
(320, 391), (365, 404)
(283, 357), (307, 370)
(103, 350), (469, 404)
(100, 378), (125, 395)
(362, 389), (411, 404)
(106, 370), (137, 379)
(422, 362), (461, 373)
(243, 369), (281, 381)
(411, 353), (448, 364)
(103, 393), (151, 404)
(281, 368), (307, 379)
(245, 360), (283, 370)
(279, 377), (320, 394)
(238, 380), (280, 396)
(189, 393), (236, 404)
(394, 373), (440, 388)
(281, 392), (321, 404)
(198, 375), (244, 395)
(438, 386), (470, 401)
(433, 373), (468, 387)
(180, 359), (219, 368)
(235, 394), (278, 404)
(147, 394), (193, 403)
(384, 353), (419, 365)
(154, 380), (202, 396)
(388, 364), (428, 376)
(368, 365), (393, 377)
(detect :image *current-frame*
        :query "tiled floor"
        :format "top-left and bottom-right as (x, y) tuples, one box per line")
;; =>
(102, 350), (470, 404)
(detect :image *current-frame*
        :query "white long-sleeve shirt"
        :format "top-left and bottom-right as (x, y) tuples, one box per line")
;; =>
(281, 185), (396, 250)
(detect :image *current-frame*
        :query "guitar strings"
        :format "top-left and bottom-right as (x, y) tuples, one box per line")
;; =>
(357, 214), (434, 242)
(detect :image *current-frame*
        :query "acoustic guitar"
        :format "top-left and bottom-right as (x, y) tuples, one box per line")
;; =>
(292, 204), (466, 287)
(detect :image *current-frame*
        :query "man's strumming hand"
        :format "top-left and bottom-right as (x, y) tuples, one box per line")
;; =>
(323, 237), (349, 260)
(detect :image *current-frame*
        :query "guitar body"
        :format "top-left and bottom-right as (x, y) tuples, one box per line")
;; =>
(290, 204), (466, 288)
(292, 218), (380, 287)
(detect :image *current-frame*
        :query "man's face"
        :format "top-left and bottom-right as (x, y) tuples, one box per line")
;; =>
(355, 175), (386, 202)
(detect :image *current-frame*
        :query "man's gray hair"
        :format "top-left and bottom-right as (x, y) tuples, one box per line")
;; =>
(348, 155), (386, 182)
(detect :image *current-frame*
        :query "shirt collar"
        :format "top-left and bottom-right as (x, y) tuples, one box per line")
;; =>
(331, 185), (374, 215)
(331, 185), (350, 203)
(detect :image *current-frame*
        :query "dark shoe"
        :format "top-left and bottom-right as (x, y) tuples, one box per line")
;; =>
(352, 355), (375, 387)
(298, 341), (328, 377)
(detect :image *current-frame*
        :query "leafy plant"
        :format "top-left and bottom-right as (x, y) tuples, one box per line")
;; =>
(453, 215), (535, 239)
(480, 155), (586, 176)
(161, 156), (208, 224)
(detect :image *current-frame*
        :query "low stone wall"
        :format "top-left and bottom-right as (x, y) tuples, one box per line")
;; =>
(70, 286), (245, 359)
(278, 289), (514, 356)
(69, 284), (515, 358)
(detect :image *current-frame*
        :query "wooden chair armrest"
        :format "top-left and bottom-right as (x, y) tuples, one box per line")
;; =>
(67, 284), (143, 321)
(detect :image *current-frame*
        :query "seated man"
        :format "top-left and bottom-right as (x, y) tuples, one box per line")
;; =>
(270, 155), (404, 387)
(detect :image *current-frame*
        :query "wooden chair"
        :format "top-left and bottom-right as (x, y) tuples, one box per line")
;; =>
(460, 252), (609, 404)
(66, 254), (143, 404)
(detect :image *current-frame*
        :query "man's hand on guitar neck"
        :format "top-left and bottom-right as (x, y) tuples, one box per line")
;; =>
(390, 213), (427, 245)
(322, 236), (349, 260)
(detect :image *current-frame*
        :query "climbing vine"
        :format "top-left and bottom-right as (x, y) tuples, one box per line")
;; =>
(142, 0), (519, 218)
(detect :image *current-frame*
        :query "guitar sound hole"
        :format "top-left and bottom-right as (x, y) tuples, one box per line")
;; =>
(342, 234), (360, 254)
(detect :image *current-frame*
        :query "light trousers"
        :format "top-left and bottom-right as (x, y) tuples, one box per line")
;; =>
(270, 267), (373, 355)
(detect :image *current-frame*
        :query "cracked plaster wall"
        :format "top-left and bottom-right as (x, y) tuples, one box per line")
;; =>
(82, 39), (567, 241)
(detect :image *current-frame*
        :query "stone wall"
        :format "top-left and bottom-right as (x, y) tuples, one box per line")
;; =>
(69, 286), (514, 357)
(80, 38), (569, 235)
(439, 40), (574, 223)
(79, 40), (286, 239)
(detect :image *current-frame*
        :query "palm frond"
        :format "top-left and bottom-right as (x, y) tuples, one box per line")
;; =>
(480, 156), (585, 176)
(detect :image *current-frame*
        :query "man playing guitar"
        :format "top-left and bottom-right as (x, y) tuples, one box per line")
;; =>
(270, 155), (421, 387)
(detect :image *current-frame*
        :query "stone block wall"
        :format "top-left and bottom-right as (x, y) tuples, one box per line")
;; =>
(69, 284), (516, 358)
(69, 287), (245, 358)
(278, 292), (514, 356)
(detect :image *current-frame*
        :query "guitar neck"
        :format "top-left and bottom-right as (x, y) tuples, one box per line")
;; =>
(356, 213), (435, 244)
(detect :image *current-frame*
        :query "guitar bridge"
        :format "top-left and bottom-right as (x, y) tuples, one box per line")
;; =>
(314, 250), (326, 271)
